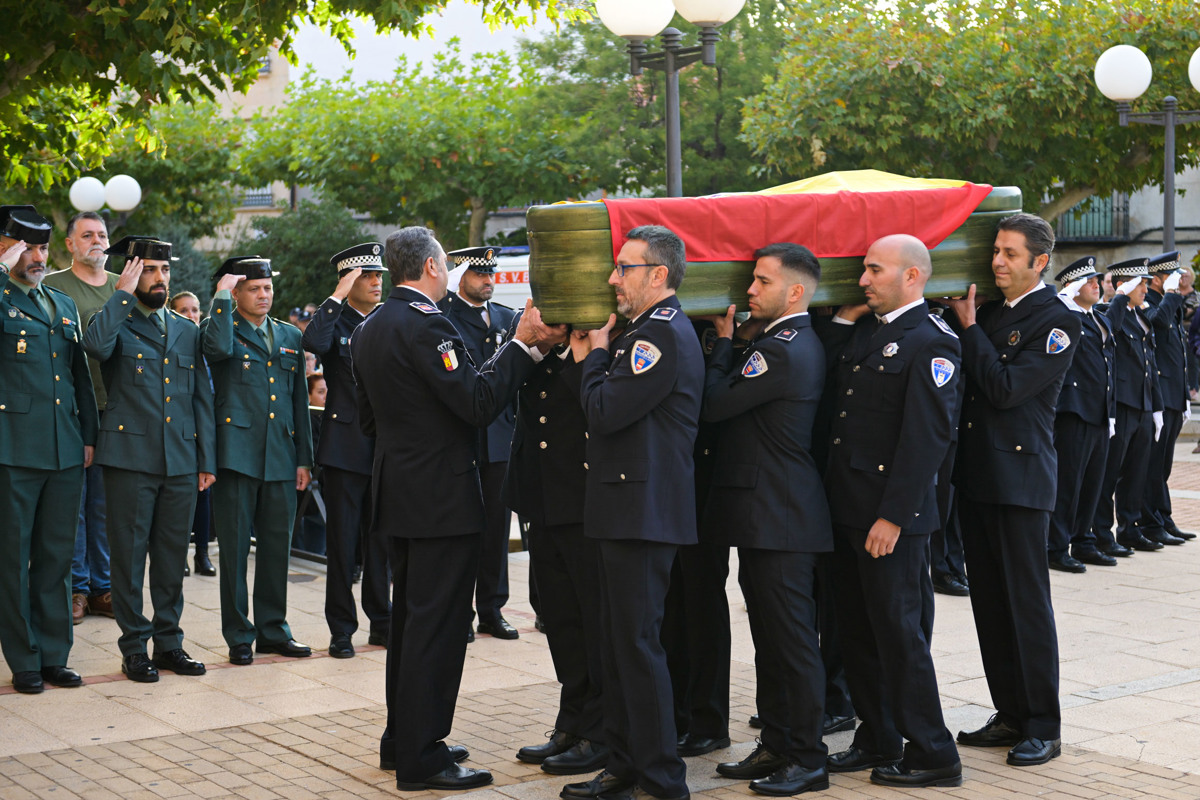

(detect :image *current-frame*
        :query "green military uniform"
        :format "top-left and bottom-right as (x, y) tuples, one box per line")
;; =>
(0, 275), (99, 673)
(83, 288), (216, 658)
(201, 289), (312, 649)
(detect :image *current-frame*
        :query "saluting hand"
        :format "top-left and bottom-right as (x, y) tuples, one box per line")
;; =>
(215, 273), (246, 294)
(865, 517), (901, 558)
(0, 240), (26, 271)
(114, 256), (144, 295)
(332, 267), (362, 301)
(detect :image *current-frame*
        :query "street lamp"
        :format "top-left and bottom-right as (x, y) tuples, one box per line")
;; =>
(69, 174), (143, 228)
(596, 0), (746, 197)
(1094, 44), (1200, 250)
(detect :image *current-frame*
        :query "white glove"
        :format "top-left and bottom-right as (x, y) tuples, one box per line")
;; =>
(1164, 272), (1183, 293)
(1117, 277), (1140, 296)
(1063, 278), (1087, 300)
(1186, 405), (1192, 423)
(1109, 418), (1117, 439)
(1154, 410), (1164, 441)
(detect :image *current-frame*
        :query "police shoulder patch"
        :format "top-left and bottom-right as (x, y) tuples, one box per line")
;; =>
(1046, 327), (1071, 354)
(410, 301), (441, 315)
(774, 328), (797, 342)
(929, 314), (958, 338)
(930, 357), (955, 388)
(630, 340), (662, 374)
(742, 351), (769, 378)
(650, 307), (677, 321)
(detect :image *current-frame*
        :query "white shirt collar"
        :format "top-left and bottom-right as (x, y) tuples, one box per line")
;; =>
(404, 285), (437, 305)
(764, 311), (809, 333)
(1004, 282), (1045, 309)
(876, 298), (925, 325)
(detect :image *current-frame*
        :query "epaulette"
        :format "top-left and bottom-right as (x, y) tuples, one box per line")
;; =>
(929, 314), (958, 338)
(774, 328), (797, 342)
(650, 307), (678, 321)
(410, 301), (441, 315)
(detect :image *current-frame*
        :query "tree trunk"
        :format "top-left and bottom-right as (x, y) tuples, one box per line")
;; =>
(468, 198), (487, 246)
(1040, 185), (1096, 223)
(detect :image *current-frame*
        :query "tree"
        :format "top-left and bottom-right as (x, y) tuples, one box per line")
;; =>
(1, 0), (581, 190)
(240, 42), (594, 245)
(740, 0), (1200, 221)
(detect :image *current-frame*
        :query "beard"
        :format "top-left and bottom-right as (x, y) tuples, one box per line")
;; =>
(136, 285), (168, 309)
(79, 250), (109, 270)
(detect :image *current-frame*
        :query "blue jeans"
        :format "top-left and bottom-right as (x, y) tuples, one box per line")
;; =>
(71, 463), (110, 595)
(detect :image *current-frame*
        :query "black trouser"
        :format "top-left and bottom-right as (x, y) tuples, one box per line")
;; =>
(597, 539), (687, 798)
(1049, 414), (1108, 556)
(1139, 407), (1184, 535)
(475, 461), (510, 623)
(959, 499), (1061, 741)
(382, 533), (479, 782)
(529, 522), (604, 741)
(323, 467), (390, 639)
(833, 526), (958, 769)
(663, 539), (730, 740)
(1094, 403), (1154, 547)
(740, 548), (826, 768)
(930, 446), (966, 582)
(815, 552), (854, 718)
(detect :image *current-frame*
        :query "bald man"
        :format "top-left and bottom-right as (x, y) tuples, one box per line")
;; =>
(822, 234), (963, 788)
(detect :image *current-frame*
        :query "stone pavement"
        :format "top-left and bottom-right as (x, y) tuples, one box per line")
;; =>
(5, 443), (1200, 798)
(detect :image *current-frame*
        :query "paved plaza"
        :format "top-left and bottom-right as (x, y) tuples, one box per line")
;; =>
(5, 444), (1200, 799)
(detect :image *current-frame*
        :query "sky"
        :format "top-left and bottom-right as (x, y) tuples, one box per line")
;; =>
(292, 2), (555, 83)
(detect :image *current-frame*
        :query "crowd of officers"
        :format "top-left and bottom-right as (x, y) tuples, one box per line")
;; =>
(0, 201), (1193, 797)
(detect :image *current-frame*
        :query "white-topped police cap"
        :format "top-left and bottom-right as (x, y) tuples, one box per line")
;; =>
(105, 235), (178, 262)
(1054, 255), (1100, 286)
(1148, 250), (1182, 274)
(0, 205), (52, 245)
(1107, 256), (1151, 280)
(447, 246), (498, 274)
(212, 255), (279, 281)
(330, 242), (386, 273)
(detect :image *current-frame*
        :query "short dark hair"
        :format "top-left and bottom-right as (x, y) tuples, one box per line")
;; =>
(626, 225), (686, 290)
(384, 226), (442, 284)
(753, 242), (821, 285)
(307, 373), (326, 395)
(65, 211), (106, 239)
(169, 291), (199, 311)
(997, 213), (1055, 273)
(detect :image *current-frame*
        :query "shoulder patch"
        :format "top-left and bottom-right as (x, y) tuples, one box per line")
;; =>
(630, 340), (662, 374)
(1046, 327), (1071, 354)
(650, 307), (678, 321)
(930, 357), (955, 388)
(929, 314), (958, 338)
(410, 301), (441, 315)
(774, 328), (797, 342)
(742, 351), (769, 378)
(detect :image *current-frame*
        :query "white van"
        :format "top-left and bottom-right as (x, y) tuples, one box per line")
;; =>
(446, 246), (533, 310)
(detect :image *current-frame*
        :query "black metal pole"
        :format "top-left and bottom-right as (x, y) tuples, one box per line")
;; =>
(661, 28), (684, 198)
(1164, 96), (1177, 251)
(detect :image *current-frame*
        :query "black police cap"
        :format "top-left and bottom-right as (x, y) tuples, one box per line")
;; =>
(447, 246), (499, 275)
(1054, 255), (1100, 286)
(1148, 251), (1182, 274)
(105, 235), (177, 262)
(1107, 257), (1151, 280)
(330, 242), (386, 273)
(212, 256), (278, 281)
(0, 205), (52, 245)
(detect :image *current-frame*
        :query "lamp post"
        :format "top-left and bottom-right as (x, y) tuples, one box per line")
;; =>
(68, 174), (143, 228)
(1094, 45), (1200, 251)
(596, 0), (745, 197)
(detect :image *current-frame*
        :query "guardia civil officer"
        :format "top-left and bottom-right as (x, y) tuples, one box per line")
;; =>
(823, 235), (962, 788)
(302, 243), (391, 658)
(82, 236), (215, 682)
(563, 225), (703, 800)
(438, 246), (520, 640)
(350, 226), (564, 791)
(1137, 252), (1193, 545)
(1092, 259), (1162, 555)
(0, 205), (98, 693)
(1048, 257), (1116, 571)
(701, 243), (832, 796)
(201, 257), (313, 665)
(946, 213), (1080, 767)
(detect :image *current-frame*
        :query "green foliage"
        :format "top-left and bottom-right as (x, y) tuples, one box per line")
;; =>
(157, 220), (222, 310)
(239, 41), (594, 245)
(740, 0), (1200, 220)
(226, 200), (370, 315)
(1, 0), (583, 190)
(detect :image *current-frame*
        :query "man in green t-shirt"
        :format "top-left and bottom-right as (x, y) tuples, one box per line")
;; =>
(43, 211), (118, 625)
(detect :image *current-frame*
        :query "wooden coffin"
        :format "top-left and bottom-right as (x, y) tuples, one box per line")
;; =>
(526, 185), (1021, 328)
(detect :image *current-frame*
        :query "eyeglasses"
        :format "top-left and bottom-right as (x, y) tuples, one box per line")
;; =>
(614, 263), (662, 277)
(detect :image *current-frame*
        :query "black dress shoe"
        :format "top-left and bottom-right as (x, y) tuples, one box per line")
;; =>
(152, 649), (206, 676)
(256, 639), (312, 657)
(1048, 554), (1087, 573)
(1118, 533), (1163, 552)
(1164, 521), (1196, 540)
(1075, 549), (1118, 567)
(381, 743), (468, 770)
(229, 643), (254, 666)
(1102, 542), (1134, 557)
(477, 616), (520, 640)
(329, 635), (355, 659)
(678, 734), (731, 757)
(194, 552), (217, 576)
(518, 730), (580, 763)
(717, 743), (787, 779)
(13, 671), (44, 694)
(467, 624), (475, 643)
(956, 714), (1022, 747)
(1007, 737), (1061, 766)
(749, 763), (829, 795)
(870, 761), (962, 788)
(748, 714), (763, 729)
(122, 653), (160, 683)
(932, 574), (970, 596)
(396, 763), (493, 791)
(1145, 529), (1185, 546)
(40, 665), (82, 687)
(826, 746), (901, 773)
(823, 714), (856, 735)
(560, 769), (635, 798)
(543, 738), (609, 775)
(535, 615), (547, 633)
(367, 630), (387, 647)
(591, 788), (688, 800)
